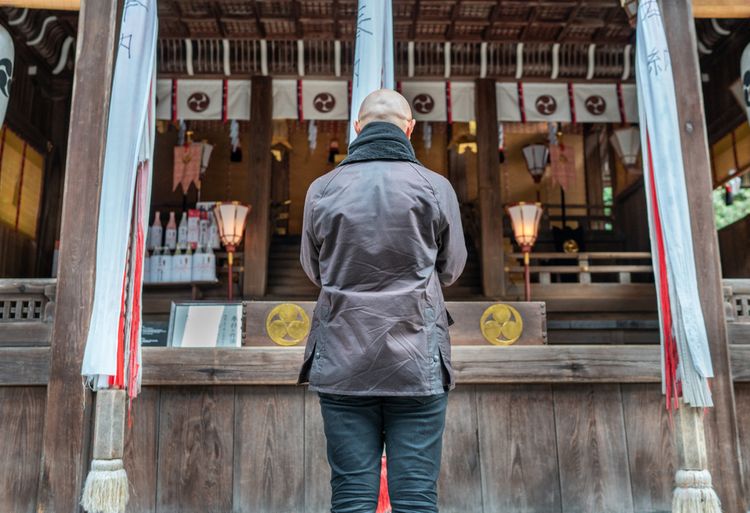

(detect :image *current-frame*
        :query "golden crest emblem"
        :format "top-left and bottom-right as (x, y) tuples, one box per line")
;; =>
(480, 303), (523, 346)
(265, 303), (310, 346)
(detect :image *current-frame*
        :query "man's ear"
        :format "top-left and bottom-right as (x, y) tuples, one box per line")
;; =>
(405, 118), (416, 139)
(354, 120), (363, 135)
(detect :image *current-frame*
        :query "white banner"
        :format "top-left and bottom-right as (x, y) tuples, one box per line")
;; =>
(302, 80), (349, 120)
(636, 1), (713, 407)
(572, 83), (621, 123)
(741, 42), (750, 125)
(176, 79), (222, 119)
(82, 0), (157, 386)
(349, 0), (395, 141)
(273, 79), (297, 120)
(401, 81), (446, 121)
(496, 82), (521, 122)
(620, 83), (639, 123)
(450, 81), (474, 122)
(522, 83), (571, 122)
(227, 80), (251, 120)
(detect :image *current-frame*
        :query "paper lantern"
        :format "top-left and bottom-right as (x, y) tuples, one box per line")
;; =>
(610, 126), (641, 174)
(506, 202), (543, 249)
(212, 201), (250, 300)
(522, 144), (549, 183)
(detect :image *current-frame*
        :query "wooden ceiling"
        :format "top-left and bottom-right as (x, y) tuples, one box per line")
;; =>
(156, 0), (634, 43)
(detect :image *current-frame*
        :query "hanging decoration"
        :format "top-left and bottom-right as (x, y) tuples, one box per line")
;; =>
(172, 140), (202, 194)
(79, 2), (158, 512)
(328, 138), (340, 164)
(498, 122), (505, 163)
(741, 42), (750, 125)
(348, 0), (394, 142)
(422, 121), (432, 150)
(229, 119), (242, 162)
(0, 25), (14, 128)
(156, 78), (639, 125)
(636, 0), (714, 410)
(308, 119), (318, 151)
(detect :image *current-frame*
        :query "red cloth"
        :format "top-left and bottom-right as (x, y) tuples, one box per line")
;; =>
(549, 143), (576, 192)
(173, 143), (202, 194)
(376, 455), (391, 513)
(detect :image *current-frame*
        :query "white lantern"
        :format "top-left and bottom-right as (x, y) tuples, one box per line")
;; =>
(506, 202), (544, 249)
(522, 144), (549, 183)
(212, 201), (250, 300)
(741, 42), (750, 125)
(610, 126), (641, 174)
(0, 25), (14, 128)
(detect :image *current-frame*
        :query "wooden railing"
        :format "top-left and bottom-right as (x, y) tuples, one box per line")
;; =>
(506, 252), (653, 285)
(0, 279), (56, 346)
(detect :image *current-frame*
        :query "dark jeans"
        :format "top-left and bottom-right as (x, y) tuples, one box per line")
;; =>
(318, 392), (449, 513)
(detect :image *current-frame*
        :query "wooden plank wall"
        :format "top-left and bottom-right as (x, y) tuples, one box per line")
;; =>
(1, 382), (748, 512)
(118, 384), (685, 513)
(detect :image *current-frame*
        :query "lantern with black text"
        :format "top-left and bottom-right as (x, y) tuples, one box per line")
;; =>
(213, 202), (250, 300)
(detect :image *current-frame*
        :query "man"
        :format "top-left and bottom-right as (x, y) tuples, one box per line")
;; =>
(298, 89), (467, 513)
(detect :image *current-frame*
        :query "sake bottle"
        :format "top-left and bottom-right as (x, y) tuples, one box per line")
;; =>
(187, 209), (200, 249)
(204, 244), (217, 282)
(185, 244), (194, 282)
(173, 246), (191, 282)
(148, 211), (163, 250)
(143, 251), (151, 283)
(209, 209), (221, 249)
(177, 211), (188, 249)
(191, 245), (204, 282)
(161, 247), (174, 283)
(165, 211), (177, 250)
(199, 209), (209, 248)
(151, 247), (162, 283)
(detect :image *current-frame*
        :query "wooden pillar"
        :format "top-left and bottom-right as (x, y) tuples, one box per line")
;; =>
(36, 2), (118, 513)
(475, 78), (504, 298)
(661, 1), (747, 511)
(243, 76), (273, 298)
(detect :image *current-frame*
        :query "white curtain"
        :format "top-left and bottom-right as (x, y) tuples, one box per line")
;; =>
(81, 0), (158, 389)
(635, 1), (713, 407)
(348, 0), (395, 141)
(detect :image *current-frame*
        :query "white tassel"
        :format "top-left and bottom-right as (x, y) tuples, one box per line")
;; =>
(80, 459), (129, 513)
(673, 470), (722, 513)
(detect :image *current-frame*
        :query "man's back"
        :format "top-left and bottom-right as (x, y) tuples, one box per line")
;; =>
(299, 126), (467, 396)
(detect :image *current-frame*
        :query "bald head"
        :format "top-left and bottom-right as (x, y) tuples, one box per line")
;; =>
(355, 89), (416, 138)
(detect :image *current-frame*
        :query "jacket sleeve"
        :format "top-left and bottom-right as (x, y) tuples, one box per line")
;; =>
(300, 183), (322, 287)
(435, 181), (467, 286)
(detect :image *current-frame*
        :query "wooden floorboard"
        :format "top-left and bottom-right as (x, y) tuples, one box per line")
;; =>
(124, 387), (160, 513)
(0, 386), (45, 513)
(476, 384), (562, 513)
(438, 386), (484, 513)
(234, 386), (305, 513)
(621, 384), (676, 513)
(554, 384), (634, 513)
(156, 386), (235, 513)
(304, 390), (330, 513)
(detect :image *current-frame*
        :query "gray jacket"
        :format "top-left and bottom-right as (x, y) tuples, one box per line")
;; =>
(297, 156), (467, 396)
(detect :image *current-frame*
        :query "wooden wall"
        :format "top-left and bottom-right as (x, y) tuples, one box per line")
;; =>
(2, 382), (750, 512)
(116, 383), (673, 513)
(719, 215), (750, 278)
(614, 178), (651, 252)
(0, 223), (36, 277)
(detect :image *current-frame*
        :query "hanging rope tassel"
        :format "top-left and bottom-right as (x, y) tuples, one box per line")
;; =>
(672, 403), (721, 513)
(673, 470), (721, 513)
(80, 389), (129, 513)
(376, 455), (391, 513)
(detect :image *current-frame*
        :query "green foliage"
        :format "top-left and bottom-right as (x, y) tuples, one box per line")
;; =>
(713, 187), (750, 230)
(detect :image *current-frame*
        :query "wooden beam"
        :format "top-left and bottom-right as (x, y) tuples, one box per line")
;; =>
(6, 344), (750, 386)
(475, 78), (505, 298)
(243, 76), (273, 298)
(0, 347), (50, 385)
(692, 0), (750, 18)
(35, 1), (118, 512)
(660, 1), (747, 511)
